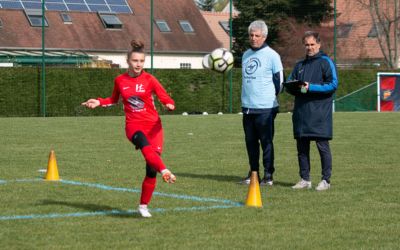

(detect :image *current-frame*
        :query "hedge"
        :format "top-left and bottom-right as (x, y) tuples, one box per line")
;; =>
(0, 67), (394, 117)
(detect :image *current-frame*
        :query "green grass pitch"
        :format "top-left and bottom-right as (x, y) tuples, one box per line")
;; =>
(0, 113), (399, 249)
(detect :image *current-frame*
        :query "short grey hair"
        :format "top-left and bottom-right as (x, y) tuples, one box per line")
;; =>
(248, 20), (268, 37)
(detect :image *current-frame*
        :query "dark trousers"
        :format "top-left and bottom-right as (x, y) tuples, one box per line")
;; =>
(296, 138), (332, 183)
(243, 110), (277, 179)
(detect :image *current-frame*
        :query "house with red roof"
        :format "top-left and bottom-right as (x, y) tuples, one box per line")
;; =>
(0, 0), (221, 68)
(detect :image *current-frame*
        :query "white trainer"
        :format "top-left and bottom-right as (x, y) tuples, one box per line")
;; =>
(260, 178), (273, 186)
(292, 179), (312, 189)
(316, 180), (330, 191)
(138, 205), (152, 218)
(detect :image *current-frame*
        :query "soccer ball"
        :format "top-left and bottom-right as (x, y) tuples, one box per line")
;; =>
(203, 48), (234, 73)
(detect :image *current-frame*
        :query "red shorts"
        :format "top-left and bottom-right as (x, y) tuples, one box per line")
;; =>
(125, 121), (164, 154)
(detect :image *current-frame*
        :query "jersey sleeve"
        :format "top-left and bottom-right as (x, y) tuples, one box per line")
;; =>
(97, 79), (120, 107)
(151, 77), (175, 108)
(271, 52), (283, 74)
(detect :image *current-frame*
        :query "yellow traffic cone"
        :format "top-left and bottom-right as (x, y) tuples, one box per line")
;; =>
(245, 171), (262, 207)
(45, 150), (60, 181)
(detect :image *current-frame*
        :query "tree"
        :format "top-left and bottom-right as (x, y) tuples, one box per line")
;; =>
(289, 0), (333, 24)
(357, 0), (399, 69)
(231, 0), (333, 65)
(196, 0), (215, 11)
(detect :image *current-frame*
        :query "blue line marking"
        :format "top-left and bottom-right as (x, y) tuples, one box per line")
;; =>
(60, 179), (242, 206)
(0, 205), (242, 221)
(60, 180), (141, 193)
(0, 210), (136, 221)
(0, 179), (243, 221)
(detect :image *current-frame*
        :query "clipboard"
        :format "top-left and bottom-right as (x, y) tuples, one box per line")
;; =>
(283, 80), (306, 94)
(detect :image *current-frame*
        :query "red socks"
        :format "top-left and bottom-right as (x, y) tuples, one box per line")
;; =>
(140, 176), (156, 205)
(139, 145), (167, 205)
(140, 146), (166, 172)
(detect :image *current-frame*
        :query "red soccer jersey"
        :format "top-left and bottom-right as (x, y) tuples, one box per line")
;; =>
(97, 71), (174, 125)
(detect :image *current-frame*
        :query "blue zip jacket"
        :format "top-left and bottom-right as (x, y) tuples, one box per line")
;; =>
(287, 51), (338, 139)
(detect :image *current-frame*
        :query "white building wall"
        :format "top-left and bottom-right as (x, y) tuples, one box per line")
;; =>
(90, 52), (205, 69)
(0, 63), (13, 67)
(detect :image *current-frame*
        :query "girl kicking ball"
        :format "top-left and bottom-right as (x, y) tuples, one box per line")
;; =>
(82, 40), (176, 218)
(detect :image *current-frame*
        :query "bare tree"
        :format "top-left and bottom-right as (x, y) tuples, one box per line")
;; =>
(358, 0), (400, 68)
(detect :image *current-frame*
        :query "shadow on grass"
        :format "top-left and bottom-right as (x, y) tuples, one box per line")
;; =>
(38, 199), (140, 218)
(175, 172), (240, 182)
(175, 172), (294, 187)
(272, 181), (294, 187)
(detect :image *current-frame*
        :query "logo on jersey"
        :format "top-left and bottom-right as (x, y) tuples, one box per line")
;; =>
(127, 96), (145, 110)
(136, 84), (145, 93)
(245, 58), (261, 75)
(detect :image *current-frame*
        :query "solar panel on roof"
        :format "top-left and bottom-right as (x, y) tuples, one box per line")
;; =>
(86, 0), (106, 4)
(22, 2), (42, 9)
(0, 0), (132, 13)
(46, 3), (67, 11)
(0, 1), (24, 10)
(109, 4), (130, 13)
(64, 0), (85, 4)
(66, 3), (89, 11)
(88, 4), (110, 12)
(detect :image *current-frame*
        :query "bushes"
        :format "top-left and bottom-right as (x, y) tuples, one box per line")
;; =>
(0, 67), (393, 117)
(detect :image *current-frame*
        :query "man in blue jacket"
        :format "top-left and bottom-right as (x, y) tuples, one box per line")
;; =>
(240, 20), (284, 186)
(287, 31), (338, 191)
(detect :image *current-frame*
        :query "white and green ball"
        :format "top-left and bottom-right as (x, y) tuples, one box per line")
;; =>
(203, 48), (234, 73)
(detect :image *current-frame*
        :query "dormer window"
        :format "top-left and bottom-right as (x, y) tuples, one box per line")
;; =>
(61, 13), (72, 24)
(98, 13), (122, 29)
(24, 9), (48, 27)
(219, 21), (230, 34)
(179, 20), (194, 33)
(155, 20), (171, 32)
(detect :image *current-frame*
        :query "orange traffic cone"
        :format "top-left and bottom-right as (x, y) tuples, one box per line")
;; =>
(45, 150), (60, 181)
(245, 171), (262, 207)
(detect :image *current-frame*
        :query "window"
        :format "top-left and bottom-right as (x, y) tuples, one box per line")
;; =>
(219, 21), (230, 34)
(60, 13), (72, 24)
(98, 13), (122, 29)
(337, 23), (352, 38)
(155, 20), (171, 32)
(368, 22), (388, 38)
(368, 25), (378, 37)
(179, 20), (194, 33)
(180, 63), (191, 69)
(0, 18), (3, 29)
(24, 9), (48, 27)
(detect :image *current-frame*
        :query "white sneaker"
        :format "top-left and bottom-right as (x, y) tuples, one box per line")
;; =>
(260, 177), (273, 186)
(292, 179), (312, 189)
(316, 180), (330, 191)
(138, 205), (152, 218)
